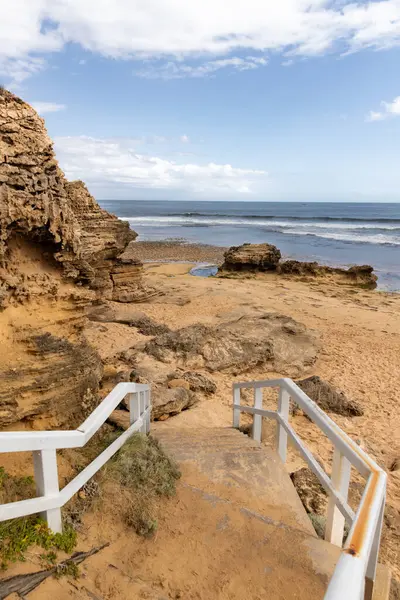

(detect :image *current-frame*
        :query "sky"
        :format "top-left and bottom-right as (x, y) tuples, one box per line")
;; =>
(1, 1), (400, 202)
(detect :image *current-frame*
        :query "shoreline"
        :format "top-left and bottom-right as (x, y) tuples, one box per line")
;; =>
(132, 240), (227, 264)
(132, 240), (399, 293)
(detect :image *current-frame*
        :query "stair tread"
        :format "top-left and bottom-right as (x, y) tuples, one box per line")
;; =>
(153, 426), (317, 538)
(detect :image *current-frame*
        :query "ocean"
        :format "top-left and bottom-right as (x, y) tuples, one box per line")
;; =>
(100, 200), (400, 291)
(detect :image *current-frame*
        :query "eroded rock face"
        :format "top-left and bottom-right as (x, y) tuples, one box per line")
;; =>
(278, 260), (377, 289)
(219, 241), (377, 289)
(221, 243), (281, 272)
(0, 332), (102, 427)
(0, 88), (151, 428)
(0, 88), (148, 305)
(170, 371), (217, 395)
(145, 313), (319, 376)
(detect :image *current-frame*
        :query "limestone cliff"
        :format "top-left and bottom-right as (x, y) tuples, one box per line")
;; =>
(0, 88), (149, 427)
(0, 87), (146, 306)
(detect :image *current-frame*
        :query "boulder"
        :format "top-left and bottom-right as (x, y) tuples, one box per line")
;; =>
(145, 313), (319, 376)
(295, 376), (364, 417)
(168, 379), (191, 391)
(221, 243), (281, 272)
(152, 387), (198, 420)
(290, 468), (327, 515)
(176, 372), (217, 395)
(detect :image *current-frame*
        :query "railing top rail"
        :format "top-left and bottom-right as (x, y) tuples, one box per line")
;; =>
(0, 382), (149, 453)
(233, 377), (383, 479)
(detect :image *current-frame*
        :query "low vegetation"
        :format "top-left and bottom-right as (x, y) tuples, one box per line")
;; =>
(0, 515), (77, 571)
(105, 433), (181, 537)
(0, 431), (180, 576)
(0, 466), (77, 570)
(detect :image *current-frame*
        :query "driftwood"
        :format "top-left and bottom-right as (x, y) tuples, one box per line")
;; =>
(0, 543), (109, 599)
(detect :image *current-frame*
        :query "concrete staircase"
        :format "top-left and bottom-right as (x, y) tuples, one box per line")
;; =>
(153, 425), (391, 600)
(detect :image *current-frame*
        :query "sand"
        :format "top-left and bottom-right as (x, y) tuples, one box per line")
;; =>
(132, 240), (227, 264)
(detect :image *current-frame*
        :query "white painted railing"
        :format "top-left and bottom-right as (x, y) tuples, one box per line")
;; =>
(0, 383), (151, 533)
(233, 378), (386, 600)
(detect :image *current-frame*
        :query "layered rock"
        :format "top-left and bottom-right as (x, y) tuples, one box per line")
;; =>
(0, 88), (148, 305)
(145, 313), (319, 376)
(0, 332), (102, 426)
(110, 242), (157, 303)
(278, 260), (377, 289)
(219, 242), (377, 289)
(221, 243), (281, 272)
(0, 88), (151, 428)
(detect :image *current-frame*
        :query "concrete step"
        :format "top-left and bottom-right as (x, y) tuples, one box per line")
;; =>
(108, 418), (390, 600)
(154, 426), (317, 538)
(153, 425), (391, 600)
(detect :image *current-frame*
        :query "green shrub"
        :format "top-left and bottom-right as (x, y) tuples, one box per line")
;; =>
(0, 517), (77, 570)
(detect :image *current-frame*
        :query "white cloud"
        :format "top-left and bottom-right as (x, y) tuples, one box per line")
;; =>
(31, 101), (66, 115)
(136, 56), (268, 79)
(366, 95), (400, 121)
(180, 134), (190, 143)
(54, 135), (267, 196)
(0, 57), (47, 88)
(1, 1), (400, 84)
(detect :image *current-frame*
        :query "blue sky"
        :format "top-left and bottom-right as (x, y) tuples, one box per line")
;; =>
(1, 0), (400, 202)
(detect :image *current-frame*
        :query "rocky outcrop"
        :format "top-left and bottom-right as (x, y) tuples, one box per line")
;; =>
(295, 375), (364, 417)
(169, 371), (217, 395)
(278, 260), (377, 289)
(0, 88), (149, 306)
(110, 242), (158, 303)
(290, 468), (328, 516)
(221, 243), (281, 272)
(0, 88), (152, 428)
(145, 313), (319, 376)
(219, 242), (377, 289)
(152, 386), (198, 420)
(0, 331), (102, 427)
(63, 180), (135, 293)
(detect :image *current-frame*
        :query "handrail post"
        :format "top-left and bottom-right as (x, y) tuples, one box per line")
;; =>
(325, 447), (351, 546)
(233, 386), (241, 428)
(277, 387), (290, 462)
(145, 389), (151, 434)
(253, 388), (263, 442)
(364, 494), (385, 600)
(139, 391), (146, 433)
(33, 449), (62, 533)
(129, 391), (140, 427)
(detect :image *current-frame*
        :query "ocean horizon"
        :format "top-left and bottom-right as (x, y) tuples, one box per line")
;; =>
(100, 200), (400, 291)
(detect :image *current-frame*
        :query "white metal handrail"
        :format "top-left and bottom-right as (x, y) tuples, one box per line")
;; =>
(232, 378), (386, 600)
(0, 382), (151, 533)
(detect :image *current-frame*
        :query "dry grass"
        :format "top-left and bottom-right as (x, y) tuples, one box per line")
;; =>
(104, 433), (180, 537)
